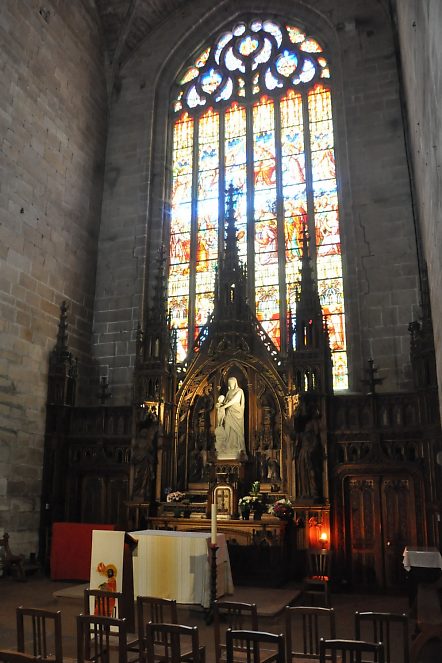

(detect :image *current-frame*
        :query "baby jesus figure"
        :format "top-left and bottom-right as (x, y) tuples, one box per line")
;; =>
(216, 395), (225, 427)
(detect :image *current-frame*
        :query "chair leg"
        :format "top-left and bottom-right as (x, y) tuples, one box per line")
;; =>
(325, 584), (330, 608)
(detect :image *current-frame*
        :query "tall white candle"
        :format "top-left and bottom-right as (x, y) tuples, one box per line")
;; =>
(211, 502), (217, 545)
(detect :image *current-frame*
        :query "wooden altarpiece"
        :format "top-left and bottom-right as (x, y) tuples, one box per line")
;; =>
(40, 201), (442, 591)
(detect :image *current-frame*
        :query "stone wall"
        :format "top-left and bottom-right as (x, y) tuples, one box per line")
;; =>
(94, 0), (420, 399)
(0, 0), (107, 552)
(395, 0), (442, 418)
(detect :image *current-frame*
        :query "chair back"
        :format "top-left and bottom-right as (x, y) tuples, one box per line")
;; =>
(84, 587), (123, 618)
(136, 596), (178, 663)
(306, 550), (330, 580)
(0, 652), (41, 663)
(302, 551), (331, 607)
(16, 607), (63, 663)
(144, 623), (203, 663)
(213, 600), (259, 663)
(285, 606), (336, 661)
(76, 613), (127, 663)
(319, 638), (385, 663)
(354, 612), (409, 663)
(225, 629), (285, 663)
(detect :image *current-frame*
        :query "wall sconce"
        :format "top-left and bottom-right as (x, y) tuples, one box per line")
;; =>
(308, 515), (330, 549)
(319, 531), (329, 549)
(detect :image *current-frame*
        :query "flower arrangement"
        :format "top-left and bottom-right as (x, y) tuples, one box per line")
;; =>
(166, 490), (186, 503)
(268, 498), (294, 521)
(238, 482), (266, 518)
(238, 495), (254, 510)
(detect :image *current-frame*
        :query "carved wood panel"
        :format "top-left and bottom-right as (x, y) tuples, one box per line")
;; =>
(346, 478), (381, 587)
(64, 469), (128, 526)
(345, 474), (417, 589)
(382, 476), (416, 588)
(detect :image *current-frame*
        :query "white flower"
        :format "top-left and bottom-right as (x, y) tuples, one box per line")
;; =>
(166, 491), (186, 503)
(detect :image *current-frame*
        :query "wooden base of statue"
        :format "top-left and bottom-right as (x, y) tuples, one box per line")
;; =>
(125, 501), (152, 531)
(214, 457), (246, 482)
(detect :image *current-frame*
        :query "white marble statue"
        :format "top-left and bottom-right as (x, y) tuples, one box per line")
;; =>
(215, 377), (246, 460)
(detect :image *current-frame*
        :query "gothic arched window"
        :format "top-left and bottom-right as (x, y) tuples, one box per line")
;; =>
(167, 17), (347, 389)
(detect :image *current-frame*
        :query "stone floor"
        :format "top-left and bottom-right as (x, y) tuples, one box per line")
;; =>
(0, 575), (441, 661)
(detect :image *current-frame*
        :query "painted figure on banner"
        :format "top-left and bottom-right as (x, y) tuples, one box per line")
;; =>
(215, 377), (246, 459)
(95, 562), (118, 616)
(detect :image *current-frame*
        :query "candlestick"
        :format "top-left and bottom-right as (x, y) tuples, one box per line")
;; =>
(205, 541), (218, 625)
(211, 502), (217, 545)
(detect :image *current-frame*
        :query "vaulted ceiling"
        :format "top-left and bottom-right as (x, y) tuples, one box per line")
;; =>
(95, 0), (191, 69)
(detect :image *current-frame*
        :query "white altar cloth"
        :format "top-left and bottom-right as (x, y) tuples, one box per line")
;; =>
(130, 529), (234, 608)
(403, 546), (442, 572)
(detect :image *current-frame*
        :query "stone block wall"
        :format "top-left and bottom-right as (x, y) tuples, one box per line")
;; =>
(0, 0), (107, 552)
(395, 0), (442, 416)
(94, 0), (420, 399)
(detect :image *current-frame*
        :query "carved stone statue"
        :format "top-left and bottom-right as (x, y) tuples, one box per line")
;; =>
(294, 404), (322, 499)
(131, 413), (159, 502)
(267, 457), (281, 482)
(215, 376), (246, 459)
(189, 443), (204, 481)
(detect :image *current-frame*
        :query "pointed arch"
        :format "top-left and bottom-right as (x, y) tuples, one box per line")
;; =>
(165, 14), (347, 389)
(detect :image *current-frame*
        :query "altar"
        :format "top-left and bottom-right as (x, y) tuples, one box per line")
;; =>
(403, 546), (442, 608)
(129, 529), (234, 608)
(403, 546), (442, 572)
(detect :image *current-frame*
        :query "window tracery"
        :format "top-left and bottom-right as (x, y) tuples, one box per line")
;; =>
(168, 17), (347, 389)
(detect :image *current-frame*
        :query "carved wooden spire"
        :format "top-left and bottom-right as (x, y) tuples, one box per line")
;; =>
(215, 183), (248, 320)
(294, 227), (323, 350)
(48, 301), (77, 405)
(291, 226), (333, 393)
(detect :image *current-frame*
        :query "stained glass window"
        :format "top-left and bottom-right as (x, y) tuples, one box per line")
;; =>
(169, 18), (348, 389)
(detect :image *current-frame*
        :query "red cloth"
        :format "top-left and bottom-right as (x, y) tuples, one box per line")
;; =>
(50, 522), (115, 581)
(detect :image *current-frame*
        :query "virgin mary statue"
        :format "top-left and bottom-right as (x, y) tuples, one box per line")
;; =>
(215, 377), (246, 459)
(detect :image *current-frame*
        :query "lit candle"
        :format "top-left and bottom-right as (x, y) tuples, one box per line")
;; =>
(211, 502), (217, 545)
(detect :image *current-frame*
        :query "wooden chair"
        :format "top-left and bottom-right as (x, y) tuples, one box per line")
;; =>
(144, 623), (205, 663)
(302, 550), (331, 608)
(84, 587), (123, 618)
(76, 614), (127, 663)
(0, 653), (41, 663)
(355, 612), (410, 663)
(0, 533), (25, 580)
(319, 638), (385, 663)
(213, 600), (259, 663)
(135, 596), (178, 663)
(225, 630), (285, 663)
(16, 607), (63, 663)
(285, 606), (336, 661)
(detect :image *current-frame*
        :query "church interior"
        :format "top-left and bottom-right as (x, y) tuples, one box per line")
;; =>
(1, 0), (442, 658)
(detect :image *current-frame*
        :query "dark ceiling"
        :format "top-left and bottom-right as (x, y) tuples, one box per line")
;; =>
(95, 0), (191, 68)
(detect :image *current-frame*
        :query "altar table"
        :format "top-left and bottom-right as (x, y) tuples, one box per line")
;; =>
(130, 529), (234, 608)
(403, 546), (442, 608)
(403, 547), (442, 572)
